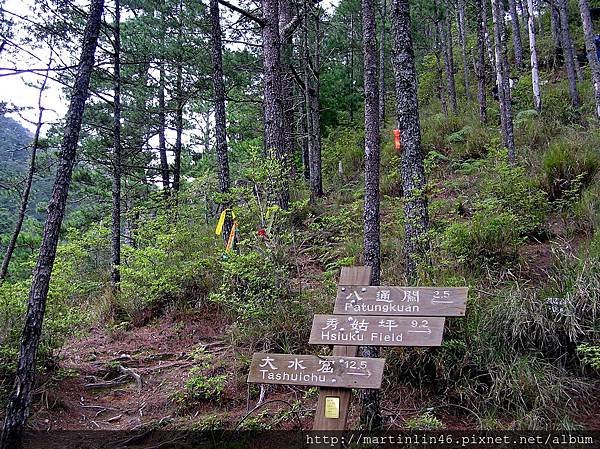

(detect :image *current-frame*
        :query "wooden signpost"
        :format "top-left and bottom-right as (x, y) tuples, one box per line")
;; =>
(247, 353), (385, 389)
(246, 266), (469, 431)
(334, 286), (467, 317)
(309, 314), (445, 346)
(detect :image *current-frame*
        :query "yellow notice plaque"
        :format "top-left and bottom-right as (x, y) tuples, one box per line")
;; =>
(324, 396), (340, 419)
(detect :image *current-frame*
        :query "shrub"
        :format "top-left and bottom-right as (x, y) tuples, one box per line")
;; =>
(511, 76), (535, 112)
(514, 109), (539, 128)
(577, 344), (600, 371)
(421, 113), (464, 151)
(441, 210), (522, 270)
(405, 411), (445, 430)
(209, 249), (309, 350)
(172, 369), (227, 406)
(321, 127), (365, 187)
(445, 124), (493, 160)
(478, 156), (548, 237)
(0, 226), (105, 396)
(119, 211), (220, 320)
(542, 138), (600, 203)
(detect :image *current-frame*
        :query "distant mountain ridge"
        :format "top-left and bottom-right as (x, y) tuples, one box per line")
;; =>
(0, 113), (33, 166)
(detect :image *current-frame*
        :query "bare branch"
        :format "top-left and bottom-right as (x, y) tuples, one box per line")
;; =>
(217, 0), (265, 26)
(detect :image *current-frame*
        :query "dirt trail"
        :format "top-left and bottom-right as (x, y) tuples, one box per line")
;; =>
(28, 311), (239, 431)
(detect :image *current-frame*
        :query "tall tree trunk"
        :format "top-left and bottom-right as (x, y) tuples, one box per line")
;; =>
(393, 0), (429, 282)
(457, 0), (471, 100)
(483, 0), (496, 74)
(173, 64), (183, 194)
(311, 10), (323, 199)
(300, 94), (310, 180)
(209, 0), (233, 240)
(527, 0), (541, 111)
(476, 0), (488, 122)
(557, 0), (581, 107)
(262, 0), (289, 209)
(520, 0), (530, 39)
(551, 5), (564, 68)
(0, 1), (104, 446)
(508, 0), (524, 69)
(433, 22), (448, 115)
(0, 62), (51, 281)
(111, 0), (121, 290)
(349, 13), (355, 124)
(441, 5), (458, 114)
(173, 6), (184, 196)
(578, 0), (600, 118)
(361, 0), (381, 431)
(304, 5), (323, 201)
(491, 0), (516, 162)
(158, 66), (170, 197)
(379, 0), (387, 122)
(280, 0), (295, 176)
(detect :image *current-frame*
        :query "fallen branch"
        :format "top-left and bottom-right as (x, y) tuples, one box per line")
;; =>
(106, 414), (123, 422)
(118, 364), (142, 392)
(85, 376), (128, 389)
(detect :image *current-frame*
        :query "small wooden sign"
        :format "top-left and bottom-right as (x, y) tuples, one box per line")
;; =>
(324, 397), (340, 418)
(247, 353), (385, 389)
(309, 314), (445, 347)
(334, 286), (468, 317)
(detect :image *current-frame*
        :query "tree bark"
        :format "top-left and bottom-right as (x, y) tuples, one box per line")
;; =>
(173, 64), (183, 195)
(280, 0), (295, 176)
(262, 0), (289, 209)
(0, 1), (104, 446)
(440, 3), (458, 114)
(349, 13), (356, 123)
(379, 0), (387, 122)
(157, 5), (169, 197)
(361, 0), (381, 431)
(0, 62), (51, 282)
(111, 0), (121, 290)
(550, 5), (564, 67)
(527, 0), (542, 111)
(173, 5), (184, 196)
(476, 0), (488, 122)
(457, 0), (471, 101)
(491, 0), (516, 162)
(433, 21), (448, 115)
(210, 0), (233, 241)
(577, 0), (600, 119)
(304, 5), (323, 201)
(158, 65), (170, 197)
(392, 0), (429, 284)
(300, 96), (310, 180)
(557, 0), (581, 107)
(508, 0), (524, 69)
(483, 0), (496, 74)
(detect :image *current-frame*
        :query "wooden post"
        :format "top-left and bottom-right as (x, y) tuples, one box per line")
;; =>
(312, 266), (372, 430)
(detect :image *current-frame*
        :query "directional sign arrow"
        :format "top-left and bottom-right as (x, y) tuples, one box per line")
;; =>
(334, 286), (468, 317)
(310, 315), (445, 346)
(407, 328), (432, 334)
(247, 353), (385, 389)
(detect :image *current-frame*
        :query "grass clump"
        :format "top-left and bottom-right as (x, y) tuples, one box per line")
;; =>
(441, 210), (522, 270)
(542, 138), (600, 203)
(172, 368), (228, 408)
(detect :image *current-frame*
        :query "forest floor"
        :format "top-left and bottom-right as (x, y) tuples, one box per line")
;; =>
(27, 309), (480, 432)
(24, 233), (600, 432)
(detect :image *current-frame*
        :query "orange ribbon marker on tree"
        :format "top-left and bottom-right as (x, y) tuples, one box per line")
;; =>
(393, 129), (401, 152)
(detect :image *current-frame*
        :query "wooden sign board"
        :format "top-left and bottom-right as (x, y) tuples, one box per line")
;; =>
(334, 286), (468, 317)
(247, 353), (385, 389)
(309, 314), (445, 347)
